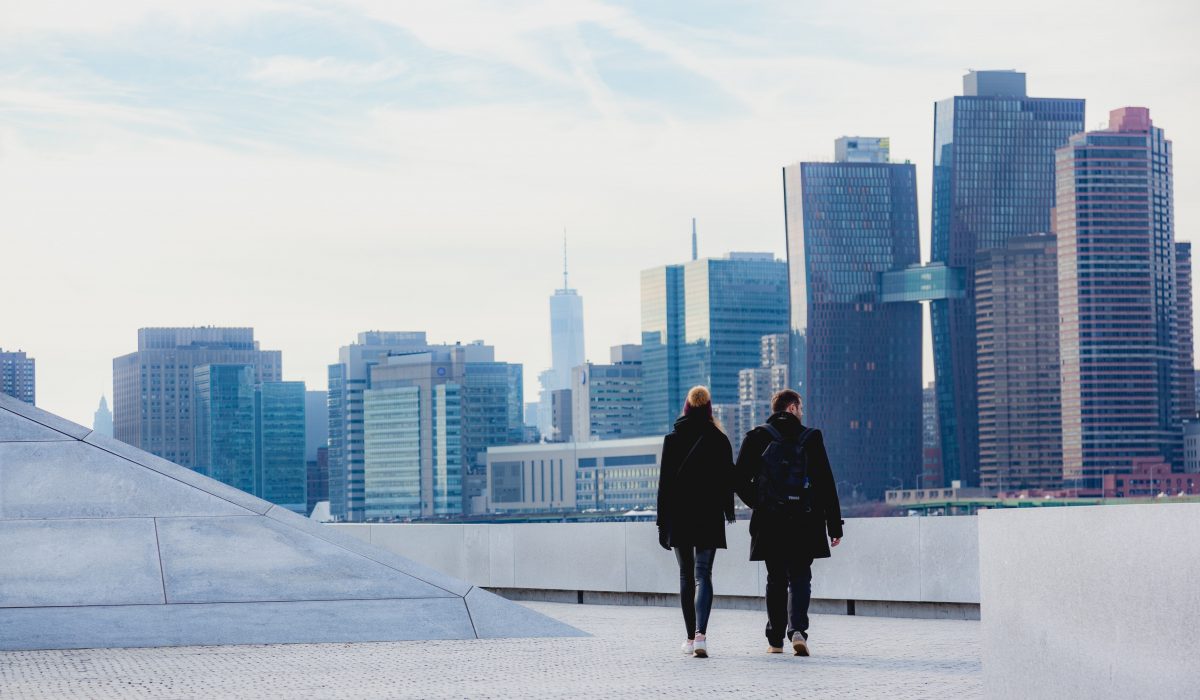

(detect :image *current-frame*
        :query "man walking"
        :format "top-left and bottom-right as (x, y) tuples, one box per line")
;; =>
(735, 389), (843, 656)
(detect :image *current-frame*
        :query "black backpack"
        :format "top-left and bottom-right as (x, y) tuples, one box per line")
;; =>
(756, 424), (815, 515)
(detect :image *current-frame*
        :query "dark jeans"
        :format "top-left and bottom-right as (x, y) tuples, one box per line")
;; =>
(674, 547), (716, 638)
(764, 553), (813, 646)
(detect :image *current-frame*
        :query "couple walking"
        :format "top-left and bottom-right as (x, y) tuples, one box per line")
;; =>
(656, 385), (843, 658)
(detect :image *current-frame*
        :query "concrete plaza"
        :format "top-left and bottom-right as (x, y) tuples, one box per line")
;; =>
(0, 601), (981, 699)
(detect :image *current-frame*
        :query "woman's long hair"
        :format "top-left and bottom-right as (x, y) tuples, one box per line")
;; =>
(680, 385), (723, 433)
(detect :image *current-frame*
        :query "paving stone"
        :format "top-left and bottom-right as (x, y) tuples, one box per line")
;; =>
(0, 602), (982, 699)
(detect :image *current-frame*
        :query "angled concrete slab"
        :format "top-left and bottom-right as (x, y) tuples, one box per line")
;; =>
(0, 518), (165, 608)
(0, 393), (91, 440)
(157, 516), (455, 603)
(83, 431), (272, 515)
(0, 598), (476, 651)
(0, 409), (75, 442)
(0, 442), (254, 519)
(0, 400), (582, 649)
(465, 587), (589, 639)
(264, 505), (471, 596)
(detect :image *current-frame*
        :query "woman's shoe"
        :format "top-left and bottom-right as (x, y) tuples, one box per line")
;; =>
(692, 633), (708, 658)
(681, 639), (694, 655)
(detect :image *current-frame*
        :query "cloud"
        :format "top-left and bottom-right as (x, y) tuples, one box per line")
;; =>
(247, 55), (406, 85)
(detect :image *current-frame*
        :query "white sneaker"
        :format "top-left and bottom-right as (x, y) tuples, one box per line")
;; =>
(681, 639), (693, 655)
(693, 633), (708, 658)
(791, 633), (809, 657)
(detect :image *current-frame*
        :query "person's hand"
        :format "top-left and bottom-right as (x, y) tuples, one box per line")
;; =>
(658, 527), (671, 551)
(830, 537), (842, 547)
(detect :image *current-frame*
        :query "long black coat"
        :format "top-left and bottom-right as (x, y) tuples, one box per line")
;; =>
(734, 412), (844, 561)
(656, 414), (736, 549)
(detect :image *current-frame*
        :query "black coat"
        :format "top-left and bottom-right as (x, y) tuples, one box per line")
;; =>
(734, 412), (844, 561)
(656, 414), (736, 549)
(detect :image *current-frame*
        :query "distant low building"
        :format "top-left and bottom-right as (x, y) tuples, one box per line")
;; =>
(485, 437), (663, 514)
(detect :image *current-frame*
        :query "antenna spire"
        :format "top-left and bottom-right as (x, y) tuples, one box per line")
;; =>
(562, 228), (569, 291)
(691, 218), (698, 261)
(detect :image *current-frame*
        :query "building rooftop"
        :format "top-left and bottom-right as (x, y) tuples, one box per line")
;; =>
(0, 601), (982, 699)
(488, 435), (662, 454)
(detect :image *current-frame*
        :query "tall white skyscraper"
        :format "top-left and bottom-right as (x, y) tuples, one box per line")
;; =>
(538, 238), (585, 439)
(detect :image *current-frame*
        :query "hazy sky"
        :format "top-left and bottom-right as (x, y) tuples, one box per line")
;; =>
(3, 0), (1198, 426)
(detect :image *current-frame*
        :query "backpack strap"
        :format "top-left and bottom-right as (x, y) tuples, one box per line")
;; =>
(760, 423), (785, 444)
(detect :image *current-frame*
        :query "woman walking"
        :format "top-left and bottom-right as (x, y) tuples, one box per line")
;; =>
(656, 386), (736, 658)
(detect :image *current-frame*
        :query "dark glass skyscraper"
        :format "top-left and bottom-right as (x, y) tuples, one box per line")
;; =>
(930, 71), (1084, 486)
(785, 137), (922, 499)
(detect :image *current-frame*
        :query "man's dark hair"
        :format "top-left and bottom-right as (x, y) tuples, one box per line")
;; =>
(771, 389), (802, 414)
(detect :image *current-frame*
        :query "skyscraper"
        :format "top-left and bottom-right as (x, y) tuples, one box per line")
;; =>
(1057, 107), (1188, 481)
(930, 71), (1085, 486)
(363, 342), (523, 519)
(327, 331), (431, 522)
(193, 364), (257, 495)
(192, 364), (307, 513)
(92, 396), (113, 438)
(538, 240), (585, 437)
(255, 381), (307, 514)
(640, 264), (685, 435)
(0, 349), (35, 405)
(976, 233), (1062, 493)
(641, 253), (789, 435)
(784, 137), (923, 498)
(113, 328), (282, 467)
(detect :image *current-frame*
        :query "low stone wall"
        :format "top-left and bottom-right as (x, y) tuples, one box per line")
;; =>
(332, 517), (980, 618)
(978, 503), (1199, 699)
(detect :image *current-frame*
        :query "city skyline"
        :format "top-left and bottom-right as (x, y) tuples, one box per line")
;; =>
(4, 2), (1200, 426)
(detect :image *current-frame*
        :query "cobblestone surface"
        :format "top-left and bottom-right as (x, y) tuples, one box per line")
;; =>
(0, 602), (981, 699)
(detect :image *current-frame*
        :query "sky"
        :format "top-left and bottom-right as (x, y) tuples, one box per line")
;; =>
(2, 0), (1199, 426)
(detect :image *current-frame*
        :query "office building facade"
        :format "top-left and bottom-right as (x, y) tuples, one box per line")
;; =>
(930, 71), (1085, 487)
(571, 344), (645, 442)
(785, 138), (923, 499)
(975, 233), (1062, 492)
(362, 343), (523, 520)
(0, 349), (35, 405)
(193, 364), (307, 513)
(485, 437), (663, 513)
(114, 328), (282, 467)
(641, 253), (788, 437)
(1057, 107), (1188, 481)
(640, 264), (685, 435)
(327, 331), (432, 521)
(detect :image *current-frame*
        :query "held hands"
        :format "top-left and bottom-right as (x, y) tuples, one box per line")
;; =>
(830, 537), (842, 547)
(658, 527), (671, 551)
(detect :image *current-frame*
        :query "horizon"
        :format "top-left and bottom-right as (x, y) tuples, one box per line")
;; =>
(3, 0), (1198, 426)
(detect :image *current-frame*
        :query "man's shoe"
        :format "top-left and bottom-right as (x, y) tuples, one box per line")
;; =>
(681, 639), (694, 655)
(692, 633), (708, 658)
(791, 633), (810, 657)
(767, 644), (783, 654)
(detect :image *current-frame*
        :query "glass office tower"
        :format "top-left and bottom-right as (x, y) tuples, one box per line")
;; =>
(640, 264), (685, 435)
(930, 71), (1084, 486)
(256, 381), (307, 514)
(784, 137), (922, 499)
(640, 254), (788, 436)
(1057, 107), (1190, 481)
(193, 364), (257, 494)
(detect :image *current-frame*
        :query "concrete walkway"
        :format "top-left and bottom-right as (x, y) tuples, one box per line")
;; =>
(0, 602), (980, 699)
